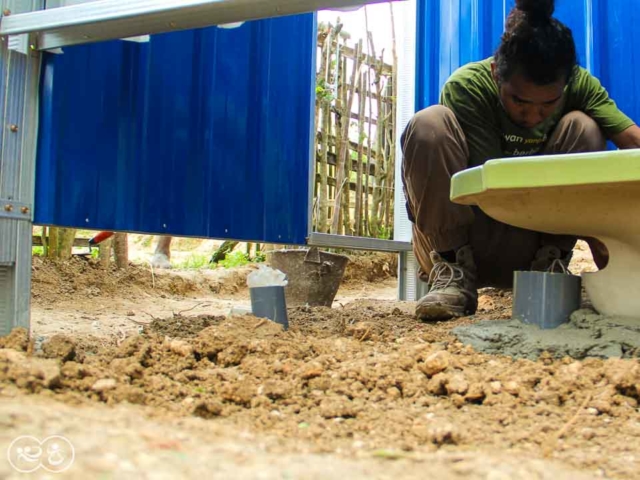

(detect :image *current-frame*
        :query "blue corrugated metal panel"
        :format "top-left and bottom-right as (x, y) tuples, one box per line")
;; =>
(416, 0), (640, 136)
(35, 15), (316, 245)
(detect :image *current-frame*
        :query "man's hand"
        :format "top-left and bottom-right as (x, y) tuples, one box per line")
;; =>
(611, 124), (640, 149)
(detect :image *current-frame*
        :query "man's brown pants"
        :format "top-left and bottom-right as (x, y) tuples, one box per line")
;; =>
(401, 106), (608, 287)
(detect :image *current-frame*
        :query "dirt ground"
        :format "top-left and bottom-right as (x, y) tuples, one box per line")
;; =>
(1, 240), (639, 479)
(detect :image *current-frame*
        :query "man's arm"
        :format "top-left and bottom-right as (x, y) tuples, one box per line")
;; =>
(610, 124), (640, 149)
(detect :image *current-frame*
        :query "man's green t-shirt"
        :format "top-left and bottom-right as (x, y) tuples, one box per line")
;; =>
(439, 57), (635, 166)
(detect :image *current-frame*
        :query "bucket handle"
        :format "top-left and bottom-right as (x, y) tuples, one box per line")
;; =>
(304, 246), (322, 264)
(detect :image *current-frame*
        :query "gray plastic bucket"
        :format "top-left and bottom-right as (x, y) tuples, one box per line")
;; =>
(249, 285), (289, 330)
(513, 270), (582, 329)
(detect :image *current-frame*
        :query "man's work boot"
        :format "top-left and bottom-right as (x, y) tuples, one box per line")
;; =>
(530, 245), (572, 273)
(416, 245), (478, 321)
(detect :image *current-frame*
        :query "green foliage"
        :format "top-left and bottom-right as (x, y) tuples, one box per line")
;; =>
(32, 246), (44, 256)
(376, 225), (393, 240)
(218, 251), (250, 269)
(175, 254), (212, 270)
(315, 79), (335, 102)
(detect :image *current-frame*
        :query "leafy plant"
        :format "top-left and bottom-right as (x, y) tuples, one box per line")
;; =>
(175, 254), (212, 270)
(218, 251), (250, 269)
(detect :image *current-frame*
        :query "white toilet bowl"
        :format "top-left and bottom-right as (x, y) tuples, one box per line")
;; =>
(451, 149), (640, 318)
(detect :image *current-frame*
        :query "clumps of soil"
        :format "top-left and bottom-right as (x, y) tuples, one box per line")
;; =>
(0, 327), (29, 351)
(41, 334), (77, 362)
(143, 315), (227, 338)
(342, 252), (398, 283)
(1, 299), (639, 478)
(31, 256), (254, 305)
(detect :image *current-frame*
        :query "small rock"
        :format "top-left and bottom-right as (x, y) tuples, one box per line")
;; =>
(386, 387), (402, 400)
(590, 400), (612, 415)
(426, 373), (448, 396)
(451, 394), (466, 408)
(504, 381), (521, 396)
(91, 378), (117, 392)
(581, 428), (597, 440)
(587, 407), (599, 416)
(465, 383), (486, 403)
(169, 340), (194, 357)
(490, 381), (502, 394)
(126, 311), (136, 317)
(446, 374), (469, 396)
(419, 351), (450, 377)
(300, 362), (324, 380)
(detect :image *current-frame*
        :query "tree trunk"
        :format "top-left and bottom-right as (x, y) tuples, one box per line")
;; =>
(113, 233), (129, 269)
(41, 226), (49, 257)
(99, 238), (113, 269)
(48, 227), (59, 258)
(57, 228), (76, 259)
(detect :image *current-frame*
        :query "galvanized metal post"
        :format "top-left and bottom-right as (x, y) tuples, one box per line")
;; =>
(394, 0), (419, 301)
(0, 0), (43, 336)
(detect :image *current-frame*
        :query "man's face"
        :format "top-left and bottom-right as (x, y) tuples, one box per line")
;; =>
(491, 62), (566, 129)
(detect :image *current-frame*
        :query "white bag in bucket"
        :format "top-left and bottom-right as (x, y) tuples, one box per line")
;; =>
(247, 265), (288, 288)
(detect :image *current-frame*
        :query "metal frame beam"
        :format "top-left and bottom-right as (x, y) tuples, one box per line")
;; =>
(0, 0), (404, 50)
(307, 233), (411, 253)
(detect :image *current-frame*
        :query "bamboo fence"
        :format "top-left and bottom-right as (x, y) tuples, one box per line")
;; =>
(314, 10), (397, 240)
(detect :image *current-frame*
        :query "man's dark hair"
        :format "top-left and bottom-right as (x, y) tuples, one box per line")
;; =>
(494, 0), (577, 85)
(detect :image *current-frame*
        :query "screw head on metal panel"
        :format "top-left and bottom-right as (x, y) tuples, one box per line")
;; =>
(20, 206), (29, 214)
(9, 124), (18, 133)
(3, 9), (11, 16)
(4, 204), (13, 212)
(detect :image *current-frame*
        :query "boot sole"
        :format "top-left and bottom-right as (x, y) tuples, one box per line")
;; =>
(416, 302), (466, 321)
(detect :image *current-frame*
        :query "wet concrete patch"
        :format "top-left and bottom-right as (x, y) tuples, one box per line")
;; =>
(454, 309), (640, 360)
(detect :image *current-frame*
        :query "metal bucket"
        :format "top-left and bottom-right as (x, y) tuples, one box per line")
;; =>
(269, 247), (349, 307)
(513, 270), (582, 329)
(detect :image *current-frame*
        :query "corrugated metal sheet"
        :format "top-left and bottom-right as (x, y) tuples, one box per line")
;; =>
(416, 0), (640, 133)
(35, 14), (315, 244)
